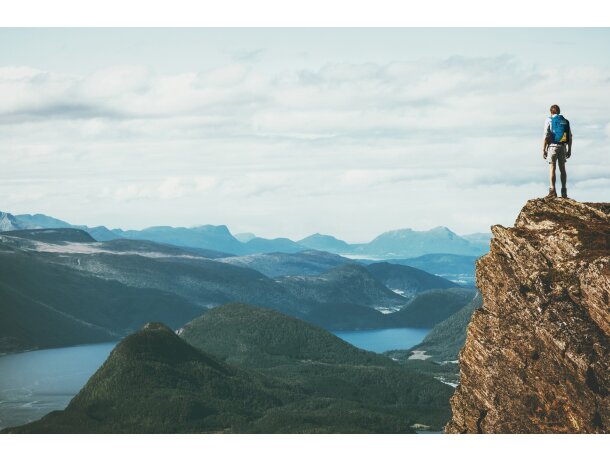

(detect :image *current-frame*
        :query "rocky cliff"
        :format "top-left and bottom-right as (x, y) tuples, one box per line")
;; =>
(446, 198), (609, 433)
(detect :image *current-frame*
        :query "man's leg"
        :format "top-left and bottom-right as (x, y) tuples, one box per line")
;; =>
(559, 159), (567, 197)
(549, 160), (557, 190)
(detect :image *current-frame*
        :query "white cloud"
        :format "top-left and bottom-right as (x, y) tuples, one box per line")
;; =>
(79, 66), (151, 100)
(1, 54), (609, 239)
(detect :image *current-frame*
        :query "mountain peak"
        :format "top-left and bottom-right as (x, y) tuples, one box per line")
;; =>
(111, 320), (225, 369)
(447, 198), (609, 433)
(297, 233), (352, 253)
(429, 226), (454, 234)
(191, 224), (233, 235)
(0, 211), (22, 232)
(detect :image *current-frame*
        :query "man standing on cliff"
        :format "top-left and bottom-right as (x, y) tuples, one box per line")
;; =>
(543, 104), (573, 198)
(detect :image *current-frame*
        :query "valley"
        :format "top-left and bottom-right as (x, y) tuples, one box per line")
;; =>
(0, 209), (485, 433)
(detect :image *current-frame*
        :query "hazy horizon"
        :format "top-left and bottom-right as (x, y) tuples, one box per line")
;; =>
(3, 207), (491, 244)
(2, 28), (609, 241)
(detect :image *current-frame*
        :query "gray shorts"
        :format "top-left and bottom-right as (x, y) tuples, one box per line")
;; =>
(548, 144), (567, 164)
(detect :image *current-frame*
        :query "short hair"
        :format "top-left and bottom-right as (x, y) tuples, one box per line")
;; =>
(550, 104), (560, 114)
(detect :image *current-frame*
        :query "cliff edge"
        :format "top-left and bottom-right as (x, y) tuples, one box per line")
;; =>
(446, 198), (609, 433)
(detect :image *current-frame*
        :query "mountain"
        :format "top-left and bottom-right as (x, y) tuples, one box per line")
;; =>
(355, 226), (485, 258)
(366, 261), (458, 301)
(1, 228), (95, 243)
(389, 288), (477, 328)
(447, 198), (609, 434)
(374, 253), (478, 286)
(298, 233), (353, 253)
(0, 212), (24, 232)
(1, 231), (445, 353)
(241, 236), (305, 254)
(75, 225), (120, 241)
(407, 292), (483, 362)
(276, 264), (409, 314)
(13, 213), (71, 229)
(181, 303), (455, 430)
(180, 303), (392, 368)
(4, 209), (491, 259)
(0, 230), (287, 312)
(99, 238), (233, 259)
(5, 312), (453, 433)
(7, 212), (121, 242)
(112, 224), (244, 254)
(3, 322), (289, 433)
(0, 231), (204, 353)
(234, 232), (256, 243)
(112, 226), (307, 256)
(218, 250), (351, 277)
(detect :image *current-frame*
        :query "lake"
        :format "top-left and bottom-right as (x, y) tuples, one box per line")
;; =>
(333, 327), (430, 353)
(0, 342), (116, 431)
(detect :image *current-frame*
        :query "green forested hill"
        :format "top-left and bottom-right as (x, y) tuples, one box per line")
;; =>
(390, 288), (476, 328)
(366, 261), (457, 301)
(409, 292), (483, 361)
(180, 304), (453, 429)
(5, 315), (453, 433)
(179, 303), (390, 368)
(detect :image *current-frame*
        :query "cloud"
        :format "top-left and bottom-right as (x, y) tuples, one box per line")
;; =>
(2, 58), (608, 142)
(96, 175), (222, 203)
(1, 55), (609, 238)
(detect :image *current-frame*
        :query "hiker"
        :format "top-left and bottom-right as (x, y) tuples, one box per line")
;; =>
(542, 104), (572, 198)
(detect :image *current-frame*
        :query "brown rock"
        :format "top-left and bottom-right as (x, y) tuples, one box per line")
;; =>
(446, 198), (609, 433)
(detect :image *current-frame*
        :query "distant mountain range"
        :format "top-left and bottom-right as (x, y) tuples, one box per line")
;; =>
(0, 210), (490, 258)
(0, 228), (474, 353)
(4, 304), (454, 433)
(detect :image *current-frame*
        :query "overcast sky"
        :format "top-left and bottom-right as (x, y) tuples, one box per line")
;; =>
(1, 28), (609, 242)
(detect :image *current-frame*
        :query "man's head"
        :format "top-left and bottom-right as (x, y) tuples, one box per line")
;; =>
(550, 104), (560, 115)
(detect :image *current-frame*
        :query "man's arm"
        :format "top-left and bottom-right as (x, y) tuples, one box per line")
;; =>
(543, 139), (548, 159)
(543, 119), (550, 159)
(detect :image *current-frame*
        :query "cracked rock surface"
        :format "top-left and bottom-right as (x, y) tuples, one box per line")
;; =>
(446, 198), (609, 433)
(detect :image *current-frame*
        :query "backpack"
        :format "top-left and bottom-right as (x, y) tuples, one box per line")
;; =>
(549, 115), (570, 144)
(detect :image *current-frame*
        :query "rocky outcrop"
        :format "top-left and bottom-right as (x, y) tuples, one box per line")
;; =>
(446, 198), (609, 433)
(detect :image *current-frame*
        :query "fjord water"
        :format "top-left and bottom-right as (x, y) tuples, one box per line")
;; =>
(333, 327), (431, 353)
(0, 342), (116, 430)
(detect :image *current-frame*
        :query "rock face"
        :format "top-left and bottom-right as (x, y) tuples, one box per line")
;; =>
(446, 198), (609, 433)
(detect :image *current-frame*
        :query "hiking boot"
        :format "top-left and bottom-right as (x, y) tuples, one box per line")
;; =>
(561, 188), (568, 198)
(546, 188), (557, 198)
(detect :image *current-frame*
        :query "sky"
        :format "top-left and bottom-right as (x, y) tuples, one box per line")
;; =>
(1, 28), (609, 242)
